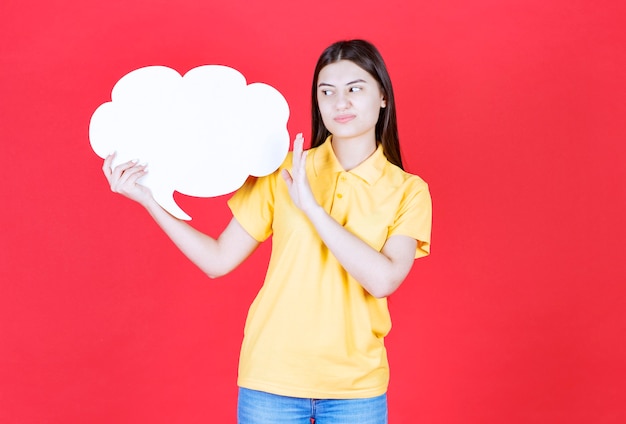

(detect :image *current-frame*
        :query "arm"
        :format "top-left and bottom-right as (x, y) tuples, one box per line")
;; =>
(281, 135), (417, 298)
(103, 154), (259, 278)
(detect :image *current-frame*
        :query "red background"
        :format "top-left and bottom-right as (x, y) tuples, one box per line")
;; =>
(1, 0), (625, 422)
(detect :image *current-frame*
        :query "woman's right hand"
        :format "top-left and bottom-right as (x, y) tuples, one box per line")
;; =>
(102, 152), (153, 207)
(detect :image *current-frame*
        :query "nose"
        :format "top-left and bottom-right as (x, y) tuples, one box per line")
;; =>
(335, 91), (350, 110)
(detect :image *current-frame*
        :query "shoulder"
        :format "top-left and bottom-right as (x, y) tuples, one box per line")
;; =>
(380, 161), (429, 193)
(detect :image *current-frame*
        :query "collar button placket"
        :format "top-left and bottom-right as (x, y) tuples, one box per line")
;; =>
(329, 172), (349, 225)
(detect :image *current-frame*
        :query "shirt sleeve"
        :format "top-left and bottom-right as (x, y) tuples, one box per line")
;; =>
(388, 178), (432, 258)
(227, 171), (277, 243)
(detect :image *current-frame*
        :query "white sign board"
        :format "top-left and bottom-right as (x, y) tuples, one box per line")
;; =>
(90, 65), (290, 220)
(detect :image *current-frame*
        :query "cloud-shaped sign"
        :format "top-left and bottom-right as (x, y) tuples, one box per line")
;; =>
(90, 65), (290, 220)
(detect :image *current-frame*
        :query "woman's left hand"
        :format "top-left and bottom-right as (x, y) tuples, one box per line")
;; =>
(281, 133), (319, 214)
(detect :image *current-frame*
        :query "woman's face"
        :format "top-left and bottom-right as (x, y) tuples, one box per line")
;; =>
(317, 60), (386, 143)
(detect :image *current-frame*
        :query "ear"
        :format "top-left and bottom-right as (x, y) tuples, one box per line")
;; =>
(381, 98), (387, 108)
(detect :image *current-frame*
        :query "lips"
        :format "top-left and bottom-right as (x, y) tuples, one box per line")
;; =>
(334, 114), (356, 123)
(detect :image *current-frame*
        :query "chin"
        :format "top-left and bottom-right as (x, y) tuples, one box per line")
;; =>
(329, 128), (370, 141)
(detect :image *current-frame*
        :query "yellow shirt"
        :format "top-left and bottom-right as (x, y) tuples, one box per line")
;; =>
(227, 137), (432, 399)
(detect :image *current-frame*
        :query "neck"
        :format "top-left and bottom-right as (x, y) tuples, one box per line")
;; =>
(330, 135), (377, 171)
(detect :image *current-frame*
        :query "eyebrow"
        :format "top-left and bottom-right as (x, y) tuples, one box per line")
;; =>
(318, 79), (368, 87)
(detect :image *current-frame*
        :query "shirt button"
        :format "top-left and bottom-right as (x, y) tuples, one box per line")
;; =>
(340, 176), (347, 181)
(337, 193), (343, 199)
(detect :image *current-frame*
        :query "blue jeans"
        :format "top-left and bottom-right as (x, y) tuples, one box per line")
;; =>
(237, 387), (388, 424)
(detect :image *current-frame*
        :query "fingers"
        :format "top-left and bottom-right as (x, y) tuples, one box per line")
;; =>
(293, 133), (304, 156)
(102, 152), (116, 179)
(281, 169), (293, 187)
(299, 151), (307, 177)
(284, 133), (319, 213)
(291, 133), (305, 180)
(113, 163), (146, 191)
(102, 152), (141, 184)
(102, 153), (147, 192)
(101, 153), (152, 205)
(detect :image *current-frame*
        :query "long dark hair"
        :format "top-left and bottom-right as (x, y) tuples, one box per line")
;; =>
(310, 39), (403, 169)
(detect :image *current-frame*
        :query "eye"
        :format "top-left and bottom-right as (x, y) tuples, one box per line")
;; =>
(349, 86), (362, 93)
(321, 89), (333, 96)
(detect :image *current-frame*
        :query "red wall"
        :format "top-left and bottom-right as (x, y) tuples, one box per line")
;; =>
(1, 0), (625, 422)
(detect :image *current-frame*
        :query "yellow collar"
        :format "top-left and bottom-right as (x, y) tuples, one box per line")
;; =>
(312, 136), (386, 185)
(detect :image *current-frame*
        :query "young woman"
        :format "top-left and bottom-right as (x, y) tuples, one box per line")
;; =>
(103, 39), (432, 424)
